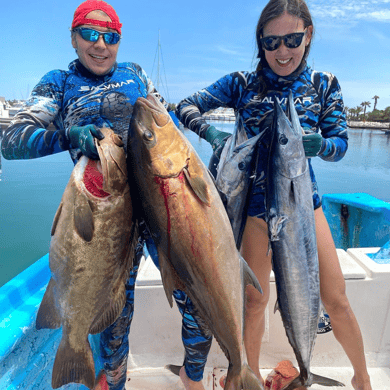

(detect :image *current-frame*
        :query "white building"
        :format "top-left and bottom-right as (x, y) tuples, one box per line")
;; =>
(0, 97), (10, 118)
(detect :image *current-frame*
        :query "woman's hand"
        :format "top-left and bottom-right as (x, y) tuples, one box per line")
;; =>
(302, 131), (325, 157)
(205, 126), (231, 158)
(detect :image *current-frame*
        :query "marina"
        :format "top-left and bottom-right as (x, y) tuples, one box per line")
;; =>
(348, 121), (390, 132)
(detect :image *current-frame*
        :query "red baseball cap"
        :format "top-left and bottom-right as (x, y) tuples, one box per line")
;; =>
(72, 0), (122, 34)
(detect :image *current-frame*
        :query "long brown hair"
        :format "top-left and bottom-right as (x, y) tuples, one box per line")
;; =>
(255, 0), (314, 96)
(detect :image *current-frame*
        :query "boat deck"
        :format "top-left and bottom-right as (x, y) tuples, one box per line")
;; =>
(1, 195), (389, 389)
(123, 250), (390, 389)
(125, 366), (390, 389)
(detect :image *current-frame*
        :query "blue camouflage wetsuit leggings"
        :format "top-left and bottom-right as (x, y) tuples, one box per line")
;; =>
(99, 225), (213, 390)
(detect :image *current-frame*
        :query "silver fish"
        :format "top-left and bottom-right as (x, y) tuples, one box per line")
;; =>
(36, 128), (137, 390)
(267, 93), (344, 389)
(128, 94), (264, 390)
(216, 117), (262, 247)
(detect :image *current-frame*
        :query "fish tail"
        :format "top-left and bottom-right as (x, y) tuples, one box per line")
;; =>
(281, 373), (345, 389)
(311, 372), (345, 387)
(51, 336), (95, 389)
(226, 364), (264, 390)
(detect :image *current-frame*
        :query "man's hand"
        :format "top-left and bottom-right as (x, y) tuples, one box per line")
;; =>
(69, 125), (105, 159)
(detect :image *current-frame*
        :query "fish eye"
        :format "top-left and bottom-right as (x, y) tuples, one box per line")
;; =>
(143, 130), (154, 141)
(279, 134), (288, 145)
(238, 162), (246, 170)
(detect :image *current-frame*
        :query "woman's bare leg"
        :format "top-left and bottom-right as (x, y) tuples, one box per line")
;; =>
(241, 216), (273, 385)
(315, 207), (372, 390)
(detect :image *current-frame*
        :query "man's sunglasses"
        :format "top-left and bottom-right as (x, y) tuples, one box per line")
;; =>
(73, 27), (121, 45)
(260, 31), (306, 51)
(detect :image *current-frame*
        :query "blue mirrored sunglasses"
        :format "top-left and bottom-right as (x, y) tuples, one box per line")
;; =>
(260, 31), (306, 51)
(73, 27), (121, 45)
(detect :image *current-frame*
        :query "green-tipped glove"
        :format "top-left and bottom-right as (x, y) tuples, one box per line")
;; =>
(302, 131), (325, 158)
(205, 126), (231, 159)
(69, 125), (105, 159)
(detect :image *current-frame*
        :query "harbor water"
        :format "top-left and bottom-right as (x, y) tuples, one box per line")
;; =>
(0, 124), (389, 287)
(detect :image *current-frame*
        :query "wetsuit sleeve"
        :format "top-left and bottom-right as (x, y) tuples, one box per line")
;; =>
(315, 72), (348, 162)
(1, 70), (68, 160)
(175, 72), (244, 139)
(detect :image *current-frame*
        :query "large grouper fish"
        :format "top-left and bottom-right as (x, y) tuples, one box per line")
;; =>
(127, 94), (264, 390)
(267, 93), (344, 389)
(36, 127), (137, 389)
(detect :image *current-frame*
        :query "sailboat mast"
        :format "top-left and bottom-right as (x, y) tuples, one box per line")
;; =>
(157, 30), (161, 91)
(151, 30), (171, 103)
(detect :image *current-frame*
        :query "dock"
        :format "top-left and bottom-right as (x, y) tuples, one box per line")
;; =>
(348, 120), (390, 132)
(202, 108), (235, 122)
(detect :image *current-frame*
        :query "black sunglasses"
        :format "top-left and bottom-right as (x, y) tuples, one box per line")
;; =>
(73, 27), (121, 45)
(260, 30), (306, 51)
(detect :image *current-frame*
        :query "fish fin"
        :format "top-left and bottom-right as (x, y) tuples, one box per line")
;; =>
(90, 220), (139, 334)
(240, 254), (262, 294)
(225, 363), (264, 390)
(311, 373), (345, 387)
(52, 335), (95, 389)
(274, 300), (279, 314)
(123, 219), (139, 272)
(158, 249), (184, 308)
(281, 373), (345, 390)
(36, 278), (61, 330)
(51, 202), (63, 236)
(74, 193), (94, 242)
(268, 215), (288, 242)
(165, 364), (182, 376)
(184, 158), (211, 206)
(89, 282), (126, 334)
(266, 241), (272, 256)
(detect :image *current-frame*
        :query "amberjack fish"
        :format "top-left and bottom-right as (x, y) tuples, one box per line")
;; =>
(267, 93), (344, 389)
(216, 118), (261, 248)
(36, 128), (137, 390)
(128, 94), (264, 390)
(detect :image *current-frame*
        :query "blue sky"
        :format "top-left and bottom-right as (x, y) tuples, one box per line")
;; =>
(1, 0), (390, 111)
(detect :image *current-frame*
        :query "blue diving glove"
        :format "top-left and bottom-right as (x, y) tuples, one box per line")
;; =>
(205, 126), (231, 159)
(69, 125), (105, 159)
(302, 131), (325, 158)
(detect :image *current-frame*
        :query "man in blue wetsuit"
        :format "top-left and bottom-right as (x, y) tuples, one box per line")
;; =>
(1, 1), (212, 389)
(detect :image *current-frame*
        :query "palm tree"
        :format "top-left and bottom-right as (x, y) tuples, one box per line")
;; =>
(360, 101), (371, 121)
(372, 95), (380, 111)
(344, 106), (350, 120)
(356, 106), (363, 121)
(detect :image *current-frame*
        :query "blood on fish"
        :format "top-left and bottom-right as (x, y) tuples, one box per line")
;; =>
(84, 160), (110, 198)
(178, 173), (202, 259)
(154, 172), (206, 259)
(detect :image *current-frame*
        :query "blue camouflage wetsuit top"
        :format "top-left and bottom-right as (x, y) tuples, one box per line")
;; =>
(175, 63), (348, 219)
(1, 59), (212, 388)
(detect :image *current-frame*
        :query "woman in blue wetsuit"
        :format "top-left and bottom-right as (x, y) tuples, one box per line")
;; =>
(1, 1), (212, 389)
(176, 0), (372, 389)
